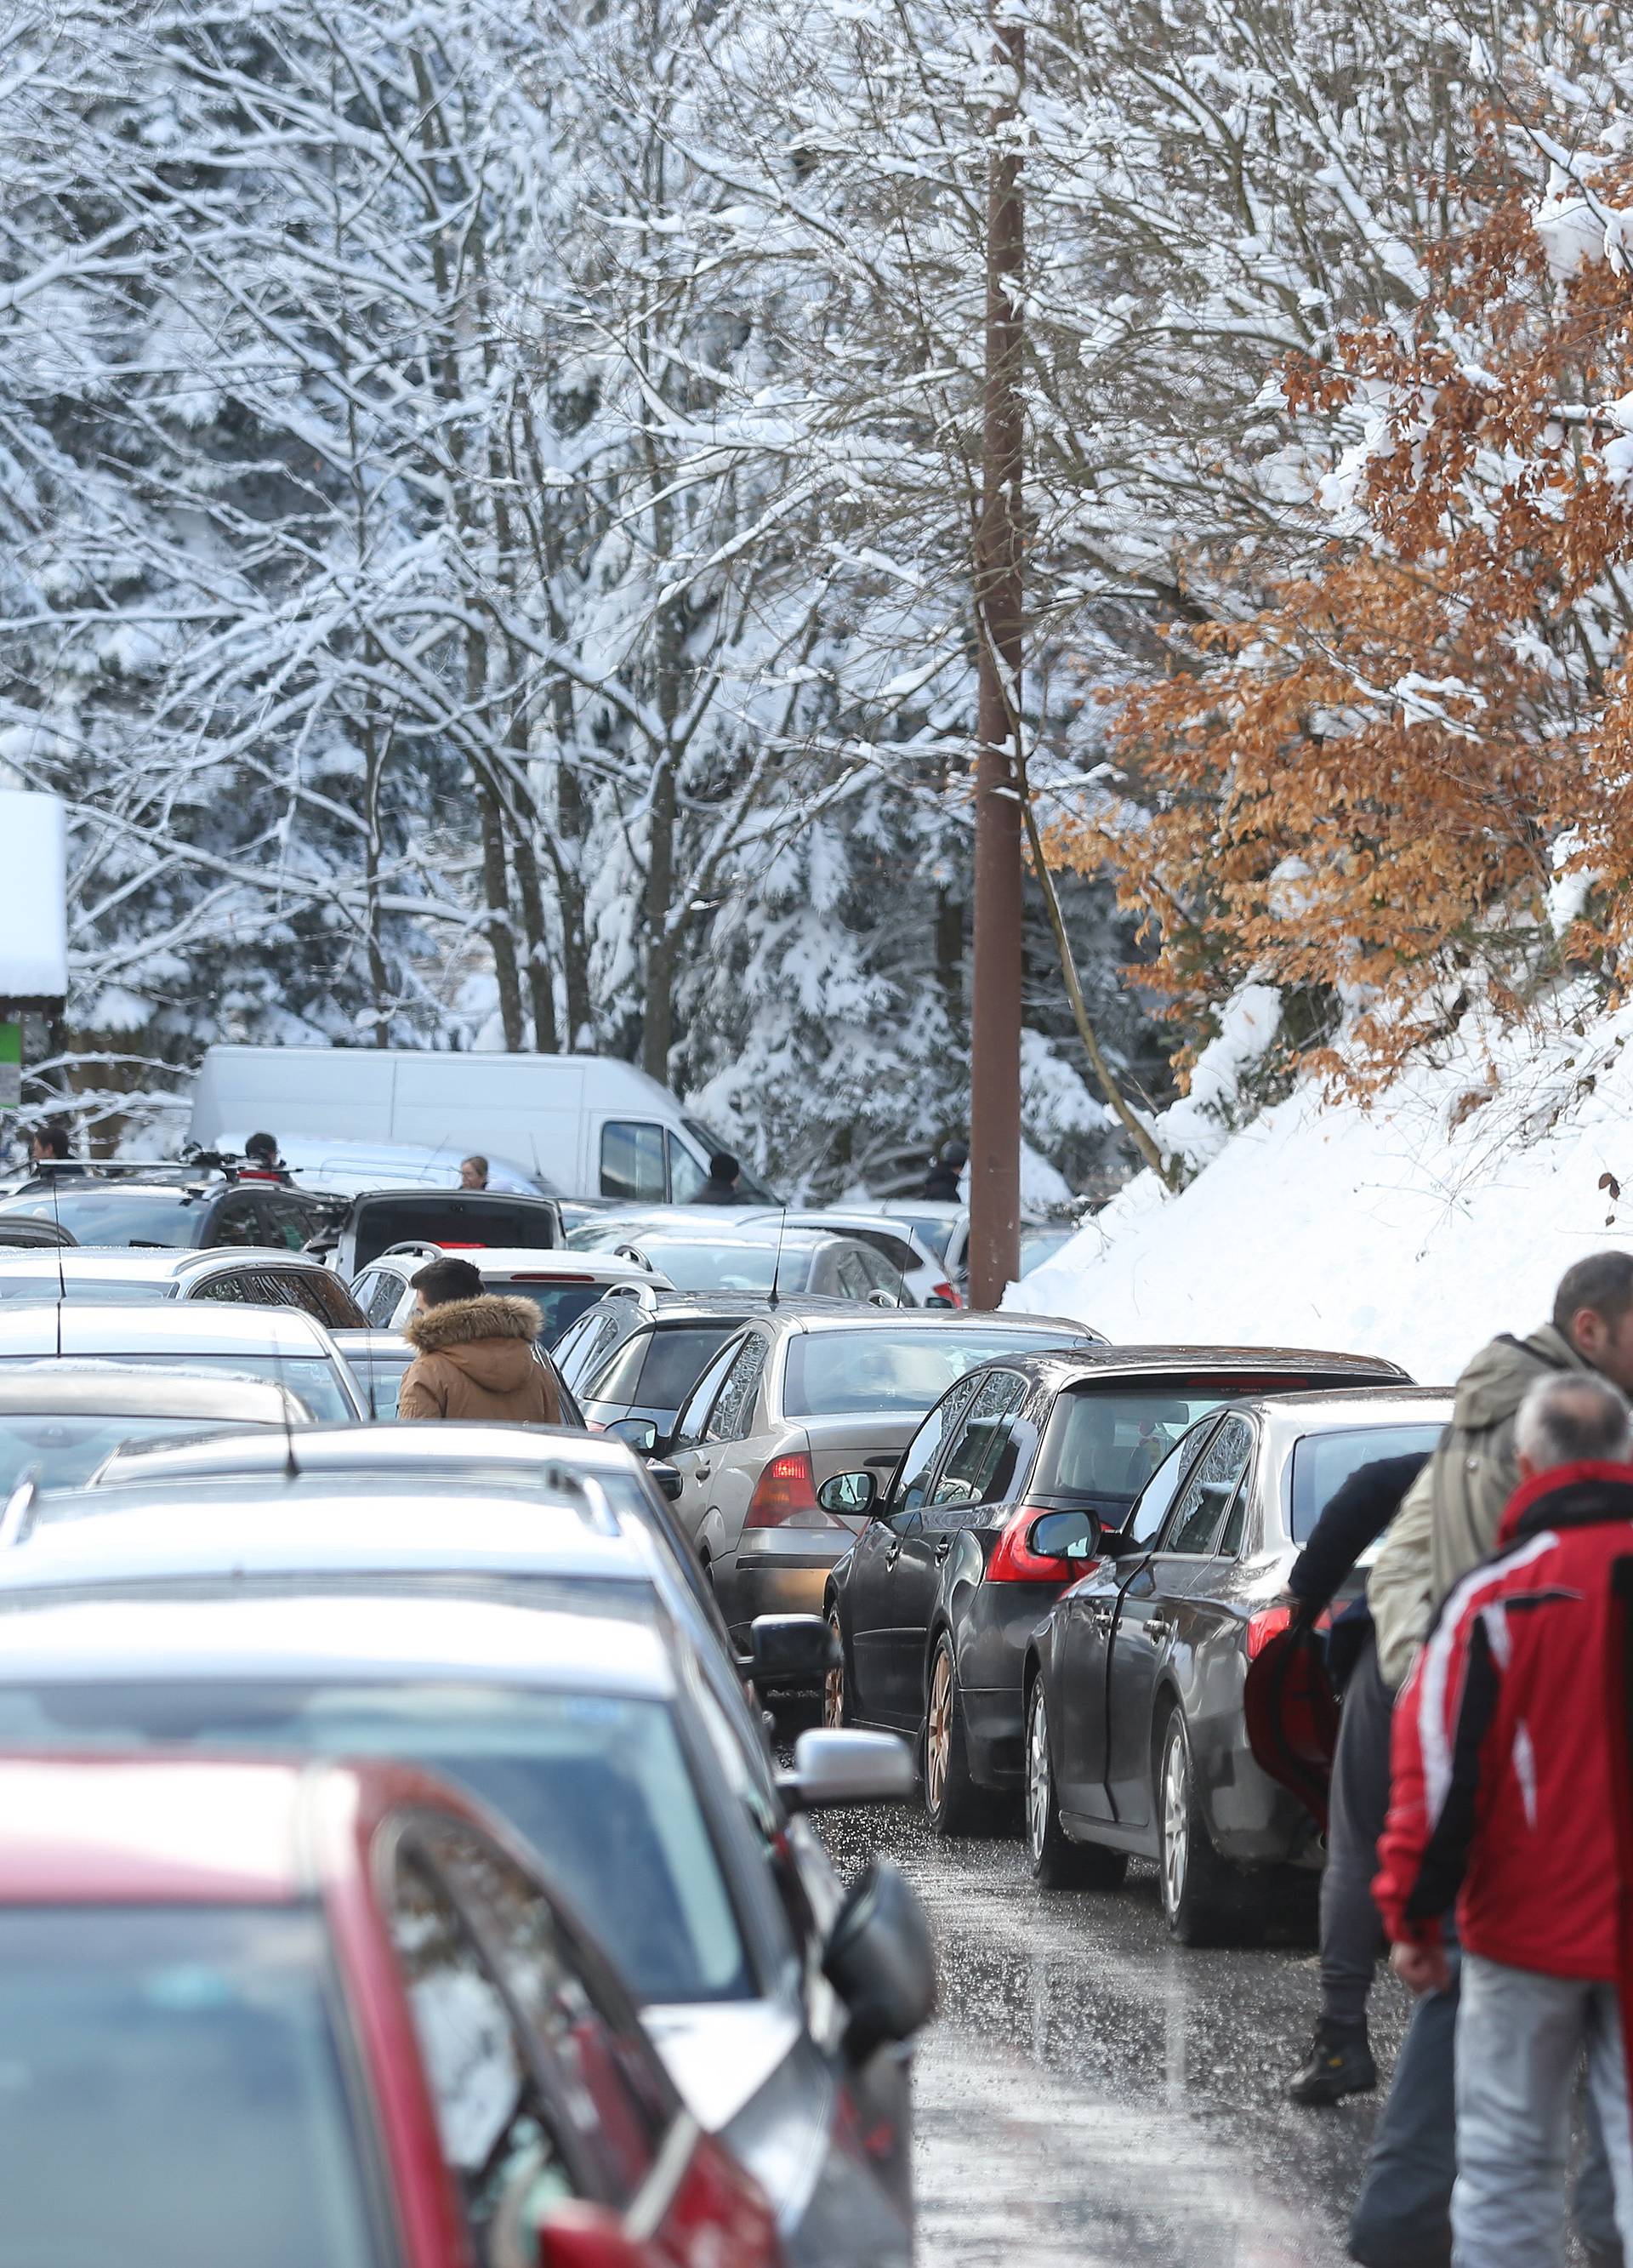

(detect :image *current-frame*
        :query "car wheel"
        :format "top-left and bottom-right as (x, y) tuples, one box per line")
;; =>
(924, 1636), (998, 1837)
(823, 1610), (851, 1729)
(1025, 1678), (1129, 1891)
(1157, 1707), (1243, 1945)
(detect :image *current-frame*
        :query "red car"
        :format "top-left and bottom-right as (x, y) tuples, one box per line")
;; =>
(0, 1751), (781, 2268)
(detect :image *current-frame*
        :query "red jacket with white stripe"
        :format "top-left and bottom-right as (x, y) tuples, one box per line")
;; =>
(1373, 1460), (1633, 1980)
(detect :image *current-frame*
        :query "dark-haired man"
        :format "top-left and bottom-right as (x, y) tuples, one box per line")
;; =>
(398, 1255), (562, 1426)
(1349, 1252), (1633, 2268)
(697, 1149), (743, 1205)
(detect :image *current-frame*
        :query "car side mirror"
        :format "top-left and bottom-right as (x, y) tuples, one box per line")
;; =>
(649, 1458), (684, 1503)
(537, 2201), (650, 2268)
(817, 1468), (876, 1516)
(1026, 1508), (1103, 1564)
(778, 1727), (913, 1811)
(751, 1613), (839, 1686)
(822, 1856), (937, 2061)
(606, 1416), (659, 1456)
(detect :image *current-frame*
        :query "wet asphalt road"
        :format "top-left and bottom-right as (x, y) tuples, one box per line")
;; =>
(817, 1800), (1408, 2268)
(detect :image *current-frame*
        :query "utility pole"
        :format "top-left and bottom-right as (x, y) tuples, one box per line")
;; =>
(968, 6), (1025, 1312)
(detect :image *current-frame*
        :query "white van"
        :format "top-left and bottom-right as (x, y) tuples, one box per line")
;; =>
(187, 1046), (769, 1204)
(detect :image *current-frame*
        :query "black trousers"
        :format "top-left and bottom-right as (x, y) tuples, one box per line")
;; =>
(1321, 1631), (1392, 2032)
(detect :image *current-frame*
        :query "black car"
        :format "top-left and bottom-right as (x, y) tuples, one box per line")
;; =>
(822, 1345), (1412, 1838)
(0, 1169), (332, 1254)
(1022, 1388), (1449, 1942)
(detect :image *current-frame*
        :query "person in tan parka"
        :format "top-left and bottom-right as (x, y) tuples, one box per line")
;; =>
(397, 1255), (563, 1426)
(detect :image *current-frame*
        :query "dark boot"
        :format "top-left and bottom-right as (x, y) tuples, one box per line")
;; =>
(1287, 2020), (1377, 2106)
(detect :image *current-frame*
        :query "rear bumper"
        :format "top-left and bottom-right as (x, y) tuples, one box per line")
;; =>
(725, 1529), (855, 1654)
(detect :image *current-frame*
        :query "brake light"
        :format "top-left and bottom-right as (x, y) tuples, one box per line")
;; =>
(986, 1504), (1079, 1584)
(931, 1280), (962, 1308)
(1246, 1604), (1331, 1658)
(745, 1451), (834, 1530)
(436, 1240), (486, 1249)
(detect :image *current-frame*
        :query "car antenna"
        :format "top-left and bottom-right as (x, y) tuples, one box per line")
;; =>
(270, 1313), (299, 1481)
(48, 1149), (65, 1359)
(768, 1206), (787, 1311)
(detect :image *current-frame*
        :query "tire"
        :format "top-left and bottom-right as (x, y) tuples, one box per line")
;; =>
(823, 1609), (852, 1729)
(1157, 1707), (1245, 1945)
(1025, 1678), (1129, 1891)
(923, 1636), (998, 1837)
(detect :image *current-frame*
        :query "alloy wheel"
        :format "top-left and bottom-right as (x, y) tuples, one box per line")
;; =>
(925, 1649), (953, 1819)
(1026, 1688), (1050, 1864)
(823, 1614), (846, 1729)
(1161, 1723), (1190, 1919)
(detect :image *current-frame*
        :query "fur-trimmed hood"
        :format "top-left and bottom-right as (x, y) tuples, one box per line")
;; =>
(404, 1293), (542, 1355)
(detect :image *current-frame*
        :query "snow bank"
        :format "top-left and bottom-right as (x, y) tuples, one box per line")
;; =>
(1007, 993), (1633, 1387)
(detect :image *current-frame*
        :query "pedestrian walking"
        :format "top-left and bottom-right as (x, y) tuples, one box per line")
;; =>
(397, 1255), (563, 1425)
(1349, 1253), (1633, 2268)
(20, 1121), (85, 1188)
(696, 1149), (743, 1205)
(921, 1139), (967, 1202)
(459, 1154), (488, 1190)
(1280, 1450), (1428, 2107)
(1374, 1370), (1633, 2268)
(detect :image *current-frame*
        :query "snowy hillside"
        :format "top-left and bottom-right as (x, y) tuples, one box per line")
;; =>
(1007, 992), (1633, 1387)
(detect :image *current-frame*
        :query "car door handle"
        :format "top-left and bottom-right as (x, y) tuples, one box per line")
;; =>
(934, 1537), (953, 1562)
(884, 1540), (902, 1569)
(1090, 1604), (1114, 1637)
(1146, 1615), (1172, 1644)
(693, 1459), (711, 1480)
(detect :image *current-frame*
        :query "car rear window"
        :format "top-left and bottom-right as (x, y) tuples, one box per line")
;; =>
(618, 1240), (778, 1292)
(592, 1324), (738, 1413)
(1289, 1422), (1445, 1543)
(1036, 1387), (1242, 1505)
(0, 1190), (197, 1246)
(0, 1415), (280, 1496)
(0, 1904), (377, 2268)
(498, 1278), (617, 1342)
(0, 1682), (751, 2008)
(882, 1212), (957, 1261)
(352, 1195), (556, 1271)
(782, 1329), (1073, 1416)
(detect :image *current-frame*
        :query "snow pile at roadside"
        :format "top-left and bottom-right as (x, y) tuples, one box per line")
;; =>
(1006, 992), (1633, 1387)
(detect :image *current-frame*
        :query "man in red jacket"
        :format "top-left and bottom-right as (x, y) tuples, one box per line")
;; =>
(1374, 1370), (1633, 2265)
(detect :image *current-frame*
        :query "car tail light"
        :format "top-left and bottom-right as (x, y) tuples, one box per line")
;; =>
(931, 1279), (962, 1308)
(1246, 1603), (1331, 1658)
(745, 1451), (837, 1530)
(986, 1504), (1079, 1584)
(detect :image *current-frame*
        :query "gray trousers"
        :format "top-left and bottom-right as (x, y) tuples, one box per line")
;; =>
(1322, 1631), (1392, 2031)
(1453, 1955), (1633, 2267)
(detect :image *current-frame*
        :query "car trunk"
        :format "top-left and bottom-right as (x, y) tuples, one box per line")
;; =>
(799, 1412), (918, 1528)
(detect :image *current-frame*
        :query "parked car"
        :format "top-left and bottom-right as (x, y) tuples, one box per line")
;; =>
(0, 1216), (74, 1249)
(305, 1184), (566, 1278)
(1021, 1387), (1450, 1941)
(823, 1344), (1413, 1835)
(736, 1211), (962, 1307)
(0, 1163), (333, 1251)
(659, 1312), (1104, 1643)
(553, 1285), (854, 1395)
(600, 1221), (911, 1306)
(0, 1482), (928, 2264)
(189, 1042), (779, 1204)
(567, 1295), (853, 1446)
(349, 1242), (668, 1342)
(0, 1366), (313, 1496)
(0, 1245), (366, 1329)
(0, 1301), (368, 1422)
(845, 1200), (969, 1287)
(0, 1750), (782, 2268)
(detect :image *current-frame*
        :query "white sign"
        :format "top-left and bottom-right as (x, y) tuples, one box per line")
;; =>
(0, 791), (67, 1001)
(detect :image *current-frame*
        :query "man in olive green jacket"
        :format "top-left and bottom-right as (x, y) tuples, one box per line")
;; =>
(1368, 1252), (1633, 1688)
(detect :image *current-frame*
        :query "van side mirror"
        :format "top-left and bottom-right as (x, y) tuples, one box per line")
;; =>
(822, 1857), (936, 2060)
(817, 1469), (876, 1516)
(1025, 1508), (1103, 1564)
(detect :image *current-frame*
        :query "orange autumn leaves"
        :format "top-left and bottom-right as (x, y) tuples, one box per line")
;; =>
(1050, 126), (1633, 1088)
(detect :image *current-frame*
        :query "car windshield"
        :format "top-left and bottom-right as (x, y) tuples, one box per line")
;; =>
(0, 1415), (275, 1495)
(0, 1681), (749, 2006)
(498, 1279), (622, 1341)
(783, 1328), (1073, 1416)
(0, 1353), (354, 1424)
(0, 1276), (164, 1305)
(620, 1240), (780, 1293)
(0, 1904), (376, 2268)
(1289, 1422), (1446, 1543)
(589, 1324), (738, 1414)
(0, 1189), (197, 1246)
